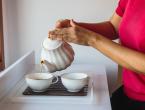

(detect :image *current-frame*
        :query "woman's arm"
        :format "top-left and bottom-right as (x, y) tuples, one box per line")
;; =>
(76, 21), (118, 40)
(76, 13), (121, 40)
(55, 14), (121, 40)
(49, 13), (145, 74)
(89, 33), (145, 74)
(88, 14), (145, 74)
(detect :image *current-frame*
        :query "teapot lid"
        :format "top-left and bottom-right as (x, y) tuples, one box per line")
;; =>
(42, 38), (63, 50)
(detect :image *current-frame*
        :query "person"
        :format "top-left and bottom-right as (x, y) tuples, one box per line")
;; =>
(49, 0), (145, 109)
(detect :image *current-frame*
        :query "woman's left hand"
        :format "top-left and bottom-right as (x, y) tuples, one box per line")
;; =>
(49, 20), (97, 46)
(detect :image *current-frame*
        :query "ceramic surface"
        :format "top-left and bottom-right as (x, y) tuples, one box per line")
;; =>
(25, 73), (58, 92)
(41, 38), (75, 72)
(61, 73), (88, 92)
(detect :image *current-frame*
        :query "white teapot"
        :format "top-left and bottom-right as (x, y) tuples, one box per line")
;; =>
(40, 38), (75, 72)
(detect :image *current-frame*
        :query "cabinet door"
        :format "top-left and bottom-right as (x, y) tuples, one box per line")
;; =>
(0, 0), (4, 70)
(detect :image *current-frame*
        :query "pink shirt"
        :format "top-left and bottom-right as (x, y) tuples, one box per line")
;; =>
(116, 0), (145, 101)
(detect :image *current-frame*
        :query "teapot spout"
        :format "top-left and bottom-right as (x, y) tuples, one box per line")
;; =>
(41, 60), (57, 73)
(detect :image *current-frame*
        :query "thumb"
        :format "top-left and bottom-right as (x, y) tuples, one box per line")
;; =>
(70, 19), (77, 27)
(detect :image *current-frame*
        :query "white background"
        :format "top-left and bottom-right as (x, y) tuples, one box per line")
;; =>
(2, 0), (118, 93)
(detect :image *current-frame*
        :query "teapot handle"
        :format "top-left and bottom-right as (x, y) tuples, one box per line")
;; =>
(52, 76), (59, 84)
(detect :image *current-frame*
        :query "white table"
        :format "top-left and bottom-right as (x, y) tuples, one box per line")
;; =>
(0, 51), (112, 110)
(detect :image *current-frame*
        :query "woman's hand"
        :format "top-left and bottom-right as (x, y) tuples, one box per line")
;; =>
(49, 20), (97, 46)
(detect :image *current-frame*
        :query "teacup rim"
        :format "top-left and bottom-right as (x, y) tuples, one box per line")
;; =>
(61, 73), (88, 80)
(25, 73), (53, 80)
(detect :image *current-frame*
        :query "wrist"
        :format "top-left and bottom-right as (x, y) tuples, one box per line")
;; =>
(88, 37), (97, 46)
(87, 33), (100, 46)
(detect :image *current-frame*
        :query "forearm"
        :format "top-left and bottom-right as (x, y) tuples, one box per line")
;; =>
(89, 34), (145, 74)
(76, 21), (118, 40)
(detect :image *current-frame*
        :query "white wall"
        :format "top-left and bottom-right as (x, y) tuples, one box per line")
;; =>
(2, 0), (118, 93)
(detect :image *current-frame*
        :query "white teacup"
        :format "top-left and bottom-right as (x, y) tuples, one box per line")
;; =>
(25, 73), (58, 92)
(61, 73), (88, 92)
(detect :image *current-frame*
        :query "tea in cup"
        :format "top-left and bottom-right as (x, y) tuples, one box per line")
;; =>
(25, 73), (58, 92)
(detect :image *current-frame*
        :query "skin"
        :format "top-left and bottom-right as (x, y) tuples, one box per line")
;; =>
(49, 13), (145, 74)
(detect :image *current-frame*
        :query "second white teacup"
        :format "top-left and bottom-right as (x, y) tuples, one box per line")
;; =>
(25, 73), (58, 92)
(61, 73), (88, 92)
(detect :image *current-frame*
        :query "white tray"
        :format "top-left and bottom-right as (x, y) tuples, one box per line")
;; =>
(6, 75), (94, 104)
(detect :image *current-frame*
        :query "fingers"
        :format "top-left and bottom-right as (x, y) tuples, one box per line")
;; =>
(49, 19), (79, 43)
(70, 19), (76, 27)
(70, 19), (81, 31)
(49, 29), (62, 40)
(49, 28), (70, 41)
(55, 19), (71, 28)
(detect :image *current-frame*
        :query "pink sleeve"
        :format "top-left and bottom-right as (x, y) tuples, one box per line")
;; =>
(115, 0), (128, 17)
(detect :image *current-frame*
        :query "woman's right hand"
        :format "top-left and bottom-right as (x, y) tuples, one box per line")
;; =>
(49, 20), (98, 46)
(55, 19), (71, 28)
